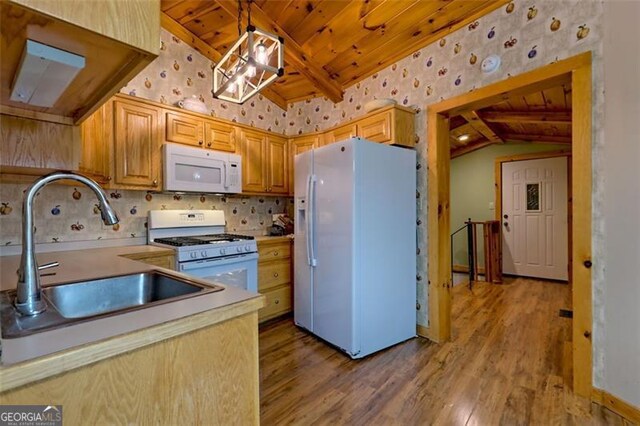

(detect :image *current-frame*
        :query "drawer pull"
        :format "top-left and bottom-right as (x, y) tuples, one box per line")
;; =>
(273, 251), (279, 256)
(273, 272), (279, 278)
(274, 299), (280, 305)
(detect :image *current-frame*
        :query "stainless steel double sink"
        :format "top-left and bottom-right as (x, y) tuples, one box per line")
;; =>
(1, 271), (224, 338)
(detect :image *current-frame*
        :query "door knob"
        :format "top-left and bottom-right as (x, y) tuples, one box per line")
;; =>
(503, 214), (509, 219)
(503, 222), (508, 227)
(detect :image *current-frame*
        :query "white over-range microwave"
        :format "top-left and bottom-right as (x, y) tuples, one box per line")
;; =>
(163, 142), (242, 193)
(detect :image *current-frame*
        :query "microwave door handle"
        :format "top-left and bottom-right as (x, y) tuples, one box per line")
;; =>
(223, 162), (229, 188)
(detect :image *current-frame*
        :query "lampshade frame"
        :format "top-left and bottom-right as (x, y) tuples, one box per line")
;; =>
(213, 26), (284, 104)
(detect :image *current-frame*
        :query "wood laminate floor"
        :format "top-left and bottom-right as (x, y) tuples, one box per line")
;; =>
(259, 277), (630, 425)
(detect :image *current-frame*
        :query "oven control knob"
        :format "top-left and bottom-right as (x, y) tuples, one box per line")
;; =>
(245, 245), (251, 252)
(201, 251), (207, 258)
(236, 246), (242, 253)
(220, 248), (226, 255)
(190, 252), (197, 259)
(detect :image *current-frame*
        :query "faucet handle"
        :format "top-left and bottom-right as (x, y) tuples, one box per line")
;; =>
(38, 261), (59, 271)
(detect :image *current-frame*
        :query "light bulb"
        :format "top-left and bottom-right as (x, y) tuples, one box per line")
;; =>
(246, 65), (256, 78)
(256, 42), (268, 65)
(227, 81), (237, 93)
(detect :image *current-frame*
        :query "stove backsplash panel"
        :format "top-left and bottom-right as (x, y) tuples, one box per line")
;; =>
(0, 183), (293, 247)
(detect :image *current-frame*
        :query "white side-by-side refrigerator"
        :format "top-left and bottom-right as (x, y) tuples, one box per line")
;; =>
(294, 137), (417, 358)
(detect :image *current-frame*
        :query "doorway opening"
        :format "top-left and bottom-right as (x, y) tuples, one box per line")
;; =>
(423, 52), (593, 397)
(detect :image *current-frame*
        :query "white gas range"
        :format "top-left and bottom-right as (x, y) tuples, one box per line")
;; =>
(148, 210), (258, 292)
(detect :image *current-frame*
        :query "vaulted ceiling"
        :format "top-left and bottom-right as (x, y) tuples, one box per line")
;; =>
(160, 0), (509, 109)
(449, 83), (573, 157)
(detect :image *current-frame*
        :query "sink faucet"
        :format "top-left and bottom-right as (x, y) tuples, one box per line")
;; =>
(15, 171), (119, 316)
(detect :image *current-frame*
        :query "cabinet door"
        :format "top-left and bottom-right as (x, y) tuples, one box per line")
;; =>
(113, 100), (160, 188)
(323, 124), (356, 146)
(239, 128), (267, 193)
(266, 135), (289, 194)
(204, 120), (236, 152)
(80, 100), (112, 183)
(358, 110), (392, 143)
(288, 135), (318, 195)
(166, 111), (204, 147)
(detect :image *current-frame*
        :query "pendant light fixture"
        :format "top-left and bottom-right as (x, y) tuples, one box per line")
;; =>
(213, 0), (284, 104)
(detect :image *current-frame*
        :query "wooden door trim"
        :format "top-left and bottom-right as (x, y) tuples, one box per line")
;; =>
(425, 51), (593, 397)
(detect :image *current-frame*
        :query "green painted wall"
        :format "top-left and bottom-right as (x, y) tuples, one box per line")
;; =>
(450, 143), (569, 268)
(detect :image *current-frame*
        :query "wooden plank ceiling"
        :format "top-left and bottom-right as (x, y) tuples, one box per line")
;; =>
(160, 0), (508, 109)
(449, 83), (573, 158)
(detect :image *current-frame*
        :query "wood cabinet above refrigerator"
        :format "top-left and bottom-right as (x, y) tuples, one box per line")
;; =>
(0, 0), (159, 125)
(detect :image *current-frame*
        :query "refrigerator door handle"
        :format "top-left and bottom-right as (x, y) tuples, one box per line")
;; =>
(309, 174), (317, 267)
(305, 174), (313, 266)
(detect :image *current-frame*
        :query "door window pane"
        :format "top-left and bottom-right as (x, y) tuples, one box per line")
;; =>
(526, 183), (540, 211)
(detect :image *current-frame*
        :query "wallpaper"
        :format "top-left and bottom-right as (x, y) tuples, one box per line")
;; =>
(285, 0), (604, 362)
(121, 28), (288, 134)
(0, 184), (292, 246)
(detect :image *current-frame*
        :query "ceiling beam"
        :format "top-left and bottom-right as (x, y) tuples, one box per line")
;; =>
(461, 111), (504, 143)
(480, 110), (572, 124)
(214, 0), (343, 103)
(451, 141), (498, 158)
(502, 133), (572, 144)
(160, 13), (288, 110)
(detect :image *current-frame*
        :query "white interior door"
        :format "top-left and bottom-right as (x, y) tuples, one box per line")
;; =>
(501, 156), (568, 281)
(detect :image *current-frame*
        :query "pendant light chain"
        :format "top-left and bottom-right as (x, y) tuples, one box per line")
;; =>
(237, 0), (242, 38)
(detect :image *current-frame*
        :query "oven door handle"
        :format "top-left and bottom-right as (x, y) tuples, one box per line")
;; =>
(179, 253), (258, 271)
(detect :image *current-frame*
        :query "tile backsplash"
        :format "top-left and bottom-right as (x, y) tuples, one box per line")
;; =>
(0, 183), (292, 247)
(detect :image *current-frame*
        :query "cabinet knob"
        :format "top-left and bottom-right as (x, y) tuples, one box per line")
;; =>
(274, 272), (279, 278)
(207, 142), (212, 147)
(152, 179), (158, 186)
(198, 140), (203, 146)
(274, 299), (280, 305)
(274, 251), (279, 256)
(106, 176), (112, 181)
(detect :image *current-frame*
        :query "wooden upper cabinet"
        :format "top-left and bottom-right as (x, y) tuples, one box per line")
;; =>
(0, 114), (80, 173)
(266, 135), (289, 195)
(358, 111), (392, 143)
(320, 106), (416, 148)
(288, 135), (319, 196)
(204, 121), (236, 152)
(1, 0), (159, 124)
(323, 124), (357, 146)
(239, 127), (288, 194)
(165, 112), (204, 147)
(113, 99), (160, 188)
(239, 128), (267, 193)
(79, 100), (111, 182)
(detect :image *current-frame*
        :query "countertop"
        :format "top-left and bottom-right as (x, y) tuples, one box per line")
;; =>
(0, 245), (265, 392)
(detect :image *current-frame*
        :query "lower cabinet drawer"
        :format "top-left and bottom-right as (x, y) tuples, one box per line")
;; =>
(260, 286), (292, 321)
(258, 241), (291, 262)
(258, 260), (291, 292)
